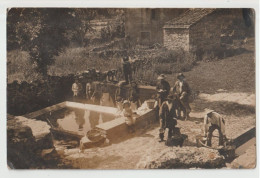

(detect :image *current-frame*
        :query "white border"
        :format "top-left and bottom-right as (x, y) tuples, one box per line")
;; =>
(0, 1), (259, 178)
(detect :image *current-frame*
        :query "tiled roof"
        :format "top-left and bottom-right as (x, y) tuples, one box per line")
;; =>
(163, 8), (216, 28)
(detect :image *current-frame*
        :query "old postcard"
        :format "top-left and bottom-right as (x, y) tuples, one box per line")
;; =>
(6, 8), (256, 169)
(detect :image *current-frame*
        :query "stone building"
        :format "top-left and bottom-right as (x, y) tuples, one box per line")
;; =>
(163, 8), (254, 53)
(125, 8), (188, 46)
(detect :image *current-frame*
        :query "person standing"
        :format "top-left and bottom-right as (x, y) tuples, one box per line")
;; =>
(122, 56), (132, 84)
(159, 95), (178, 142)
(173, 73), (191, 120)
(203, 110), (227, 147)
(86, 82), (94, 103)
(72, 79), (82, 100)
(129, 81), (141, 109)
(156, 74), (170, 108)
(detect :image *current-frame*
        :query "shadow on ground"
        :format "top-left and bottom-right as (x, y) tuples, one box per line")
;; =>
(192, 99), (255, 117)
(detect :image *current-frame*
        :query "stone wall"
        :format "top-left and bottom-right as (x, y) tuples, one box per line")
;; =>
(163, 28), (190, 51)
(7, 75), (75, 116)
(163, 9), (247, 56)
(189, 9), (247, 59)
(92, 82), (157, 105)
(189, 13), (221, 53)
(125, 9), (187, 45)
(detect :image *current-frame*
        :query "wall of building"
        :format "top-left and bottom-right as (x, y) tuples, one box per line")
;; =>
(163, 28), (190, 51)
(189, 11), (222, 53)
(163, 9), (248, 54)
(125, 8), (187, 46)
(189, 9), (246, 56)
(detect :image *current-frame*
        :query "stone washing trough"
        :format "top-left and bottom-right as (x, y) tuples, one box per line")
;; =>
(22, 101), (158, 144)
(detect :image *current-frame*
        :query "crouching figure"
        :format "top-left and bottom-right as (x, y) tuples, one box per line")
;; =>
(204, 110), (227, 147)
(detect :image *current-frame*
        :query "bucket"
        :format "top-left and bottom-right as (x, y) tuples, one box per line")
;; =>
(146, 99), (156, 109)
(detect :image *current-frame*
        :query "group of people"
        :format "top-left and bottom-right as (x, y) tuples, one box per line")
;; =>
(156, 73), (192, 142)
(71, 54), (227, 147)
(156, 73), (227, 146)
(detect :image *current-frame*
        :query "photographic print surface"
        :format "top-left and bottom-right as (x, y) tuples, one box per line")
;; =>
(7, 8), (256, 169)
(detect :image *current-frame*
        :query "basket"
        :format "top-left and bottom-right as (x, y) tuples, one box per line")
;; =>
(146, 99), (156, 109)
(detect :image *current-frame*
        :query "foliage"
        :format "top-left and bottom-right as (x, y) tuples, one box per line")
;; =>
(7, 8), (95, 76)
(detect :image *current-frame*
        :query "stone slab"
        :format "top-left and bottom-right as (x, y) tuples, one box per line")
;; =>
(95, 109), (157, 142)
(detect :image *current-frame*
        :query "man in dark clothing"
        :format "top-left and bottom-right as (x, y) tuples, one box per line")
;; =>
(173, 73), (191, 120)
(159, 94), (178, 142)
(156, 74), (171, 108)
(129, 81), (141, 109)
(115, 81), (128, 102)
(122, 56), (132, 84)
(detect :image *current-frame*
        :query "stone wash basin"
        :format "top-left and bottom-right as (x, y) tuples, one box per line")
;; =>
(23, 101), (157, 142)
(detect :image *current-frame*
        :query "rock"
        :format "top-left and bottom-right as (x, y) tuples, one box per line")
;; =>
(16, 116), (53, 149)
(7, 116), (54, 168)
(137, 147), (225, 169)
(7, 117), (38, 168)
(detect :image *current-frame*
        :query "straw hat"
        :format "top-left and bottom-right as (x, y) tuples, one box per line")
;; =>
(204, 108), (214, 114)
(123, 100), (131, 108)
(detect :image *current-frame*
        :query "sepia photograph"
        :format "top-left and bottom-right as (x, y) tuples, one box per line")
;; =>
(6, 7), (256, 170)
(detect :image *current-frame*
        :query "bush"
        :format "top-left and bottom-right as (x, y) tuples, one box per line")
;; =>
(48, 47), (122, 76)
(130, 48), (196, 85)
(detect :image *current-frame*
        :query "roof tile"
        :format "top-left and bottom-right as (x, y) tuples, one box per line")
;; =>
(164, 8), (216, 28)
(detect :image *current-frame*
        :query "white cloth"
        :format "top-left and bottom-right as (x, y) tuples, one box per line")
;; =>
(72, 83), (79, 96)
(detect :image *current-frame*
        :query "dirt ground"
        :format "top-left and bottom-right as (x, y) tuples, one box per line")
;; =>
(56, 46), (256, 169)
(56, 90), (255, 169)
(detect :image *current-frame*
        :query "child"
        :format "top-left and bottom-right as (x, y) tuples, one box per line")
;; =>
(123, 100), (135, 133)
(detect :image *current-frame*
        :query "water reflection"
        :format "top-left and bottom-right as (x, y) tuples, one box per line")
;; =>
(74, 108), (85, 131)
(89, 110), (99, 128)
(56, 107), (115, 134)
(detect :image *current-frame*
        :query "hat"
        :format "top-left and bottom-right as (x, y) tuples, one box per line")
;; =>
(123, 100), (130, 107)
(157, 74), (166, 80)
(123, 56), (129, 61)
(177, 73), (185, 79)
(204, 108), (214, 114)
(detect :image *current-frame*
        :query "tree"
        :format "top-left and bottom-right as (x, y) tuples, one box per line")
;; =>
(7, 8), (95, 76)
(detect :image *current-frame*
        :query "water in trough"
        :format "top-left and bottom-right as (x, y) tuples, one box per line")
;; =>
(39, 107), (116, 135)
